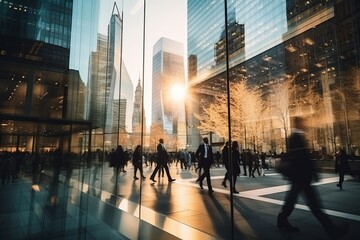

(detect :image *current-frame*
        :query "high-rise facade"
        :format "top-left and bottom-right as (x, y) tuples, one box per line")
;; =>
(188, 0), (360, 154)
(0, 0), (74, 119)
(132, 79), (146, 132)
(0, 0), (95, 153)
(87, 11), (134, 147)
(151, 37), (186, 150)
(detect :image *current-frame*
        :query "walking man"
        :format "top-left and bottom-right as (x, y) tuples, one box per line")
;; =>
(196, 137), (214, 194)
(150, 139), (175, 183)
(335, 148), (351, 190)
(277, 117), (348, 238)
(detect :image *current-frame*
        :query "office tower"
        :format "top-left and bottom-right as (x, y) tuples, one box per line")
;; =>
(214, 9), (245, 66)
(132, 79), (146, 132)
(88, 33), (108, 129)
(152, 37), (186, 149)
(88, 11), (134, 146)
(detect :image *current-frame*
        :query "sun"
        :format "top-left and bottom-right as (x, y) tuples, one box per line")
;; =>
(171, 84), (187, 101)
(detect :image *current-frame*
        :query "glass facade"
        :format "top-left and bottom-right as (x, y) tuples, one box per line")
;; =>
(151, 37), (186, 151)
(188, 0), (360, 155)
(1, 0), (360, 239)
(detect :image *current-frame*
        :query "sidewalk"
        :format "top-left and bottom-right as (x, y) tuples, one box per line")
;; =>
(0, 165), (359, 239)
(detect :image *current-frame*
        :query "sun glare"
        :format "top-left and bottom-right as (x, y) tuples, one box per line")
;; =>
(171, 84), (186, 101)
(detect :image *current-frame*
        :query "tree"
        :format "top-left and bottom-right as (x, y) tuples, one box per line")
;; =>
(268, 76), (325, 152)
(149, 124), (176, 152)
(268, 78), (293, 151)
(194, 80), (267, 149)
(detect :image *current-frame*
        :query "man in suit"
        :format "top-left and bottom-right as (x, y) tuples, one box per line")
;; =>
(277, 117), (348, 238)
(196, 137), (214, 194)
(335, 148), (351, 190)
(150, 139), (175, 183)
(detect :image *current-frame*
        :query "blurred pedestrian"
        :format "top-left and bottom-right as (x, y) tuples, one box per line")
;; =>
(251, 151), (261, 177)
(260, 152), (267, 176)
(132, 145), (145, 180)
(115, 145), (126, 175)
(277, 117), (348, 238)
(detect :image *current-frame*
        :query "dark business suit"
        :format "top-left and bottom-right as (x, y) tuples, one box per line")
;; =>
(278, 129), (338, 235)
(196, 143), (214, 192)
(335, 149), (350, 189)
(150, 143), (173, 181)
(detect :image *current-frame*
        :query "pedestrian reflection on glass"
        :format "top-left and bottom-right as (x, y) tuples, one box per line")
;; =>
(277, 117), (349, 238)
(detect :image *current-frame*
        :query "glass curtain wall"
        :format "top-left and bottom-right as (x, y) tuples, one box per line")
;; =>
(1, 0), (360, 239)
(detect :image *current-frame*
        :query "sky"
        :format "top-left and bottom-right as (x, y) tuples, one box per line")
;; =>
(99, 0), (187, 128)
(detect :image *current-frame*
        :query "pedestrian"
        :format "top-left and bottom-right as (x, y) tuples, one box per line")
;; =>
(179, 149), (187, 169)
(221, 141), (230, 188)
(196, 137), (214, 194)
(247, 149), (253, 177)
(277, 116), (349, 238)
(231, 141), (241, 193)
(251, 151), (261, 177)
(115, 145), (126, 175)
(260, 152), (267, 176)
(215, 151), (221, 168)
(185, 150), (192, 169)
(133, 145), (145, 180)
(149, 139), (175, 183)
(241, 149), (248, 176)
(335, 148), (351, 190)
(222, 141), (241, 193)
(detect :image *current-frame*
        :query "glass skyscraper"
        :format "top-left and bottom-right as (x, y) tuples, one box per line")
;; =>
(87, 11), (134, 148)
(152, 37), (186, 150)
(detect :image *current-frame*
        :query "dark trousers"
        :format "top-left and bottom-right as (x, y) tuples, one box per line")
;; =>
(150, 162), (171, 181)
(223, 171), (238, 189)
(279, 181), (335, 233)
(134, 162), (144, 177)
(242, 162), (247, 175)
(338, 169), (345, 186)
(248, 164), (253, 176)
(198, 160), (212, 190)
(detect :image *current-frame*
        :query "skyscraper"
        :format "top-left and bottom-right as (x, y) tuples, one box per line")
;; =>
(88, 9), (134, 147)
(152, 37), (186, 149)
(132, 79), (146, 132)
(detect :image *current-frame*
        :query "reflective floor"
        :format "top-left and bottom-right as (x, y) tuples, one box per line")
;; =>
(1, 163), (359, 239)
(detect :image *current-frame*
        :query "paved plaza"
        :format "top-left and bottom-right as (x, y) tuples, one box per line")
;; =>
(1, 163), (359, 239)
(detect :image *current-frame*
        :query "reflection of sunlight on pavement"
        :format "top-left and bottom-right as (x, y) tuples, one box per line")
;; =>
(70, 178), (215, 239)
(60, 168), (360, 239)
